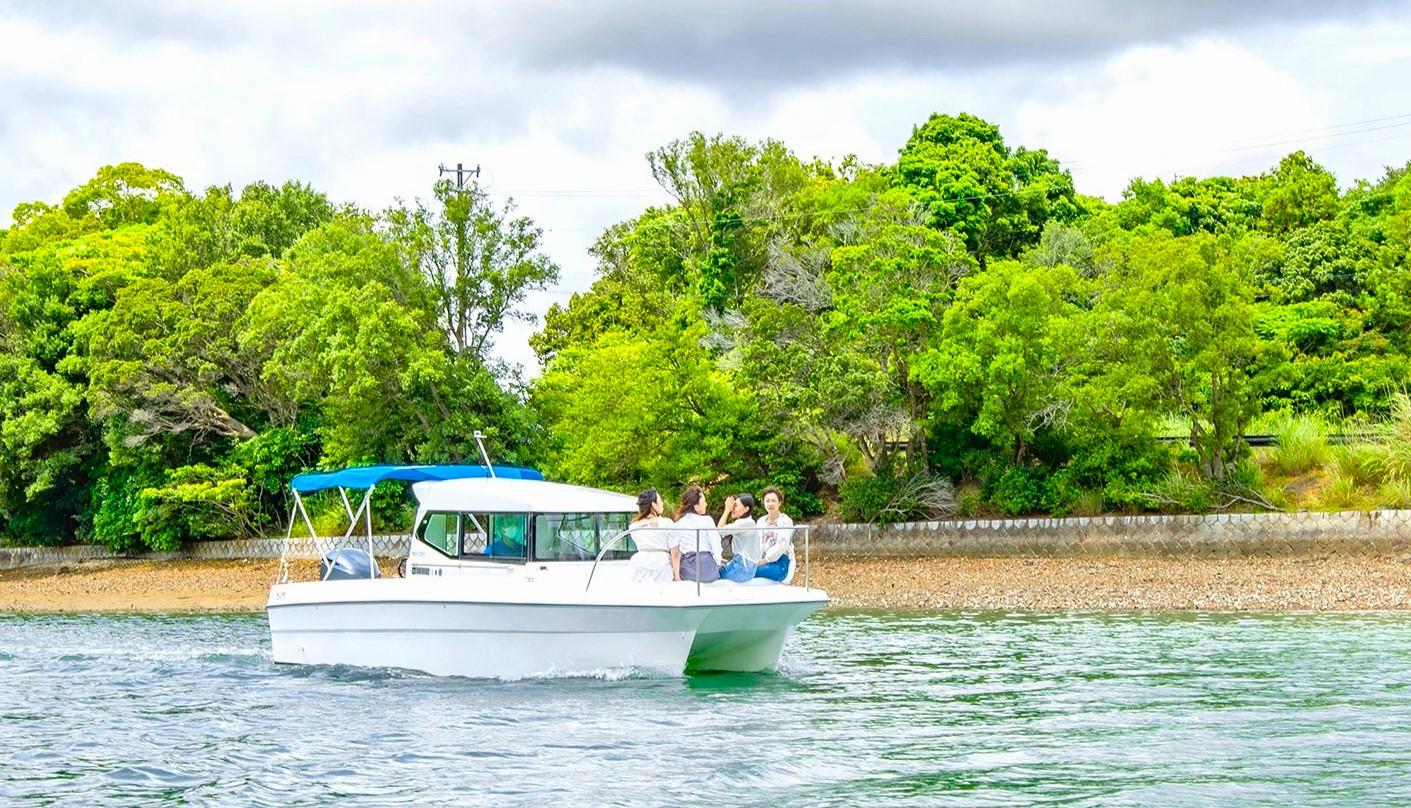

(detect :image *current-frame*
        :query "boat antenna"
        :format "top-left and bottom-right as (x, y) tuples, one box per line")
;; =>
(473, 430), (496, 478)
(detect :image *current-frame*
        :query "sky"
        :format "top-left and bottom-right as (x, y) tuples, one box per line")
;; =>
(3, 0), (1411, 373)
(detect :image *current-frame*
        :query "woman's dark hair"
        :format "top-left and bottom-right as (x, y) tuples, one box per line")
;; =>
(762, 486), (784, 504)
(634, 488), (659, 523)
(676, 485), (704, 520)
(734, 493), (757, 518)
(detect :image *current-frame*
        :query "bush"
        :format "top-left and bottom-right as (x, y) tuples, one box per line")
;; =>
(986, 466), (1047, 516)
(956, 484), (982, 517)
(1138, 468), (1218, 513)
(133, 465), (252, 551)
(89, 465), (162, 553)
(1268, 413), (1331, 476)
(839, 465), (956, 523)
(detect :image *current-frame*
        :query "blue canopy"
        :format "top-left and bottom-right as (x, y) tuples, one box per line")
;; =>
(290, 464), (543, 494)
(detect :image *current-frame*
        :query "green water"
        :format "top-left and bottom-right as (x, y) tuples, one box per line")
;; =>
(2, 610), (1409, 805)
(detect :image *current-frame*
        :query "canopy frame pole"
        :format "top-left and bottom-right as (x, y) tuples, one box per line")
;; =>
(276, 503), (296, 585)
(323, 490), (372, 581)
(292, 490), (320, 580)
(338, 487), (356, 526)
(295, 490), (318, 543)
(364, 484), (376, 578)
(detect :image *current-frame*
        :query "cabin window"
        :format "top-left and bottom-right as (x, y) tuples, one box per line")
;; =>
(417, 512), (528, 562)
(533, 513), (636, 562)
(418, 512), (459, 557)
(482, 514), (528, 560)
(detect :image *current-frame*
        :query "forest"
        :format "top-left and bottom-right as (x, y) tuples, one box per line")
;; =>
(3, 112), (1411, 550)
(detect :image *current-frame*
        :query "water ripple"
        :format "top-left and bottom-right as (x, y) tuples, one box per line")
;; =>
(3, 611), (1411, 805)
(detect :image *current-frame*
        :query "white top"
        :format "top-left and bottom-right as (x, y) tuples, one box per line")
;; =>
(671, 512), (723, 559)
(758, 512), (794, 563)
(413, 478), (637, 515)
(721, 516), (759, 560)
(628, 516), (674, 552)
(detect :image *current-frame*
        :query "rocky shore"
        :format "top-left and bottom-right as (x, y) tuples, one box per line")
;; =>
(3, 555), (1411, 613)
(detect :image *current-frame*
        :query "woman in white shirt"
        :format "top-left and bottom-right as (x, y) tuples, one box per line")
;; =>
(754, 486), (794, 582)
(627, 489), (675, 583)
(672, 485), (723, 583)
(717, 493), (758, 560)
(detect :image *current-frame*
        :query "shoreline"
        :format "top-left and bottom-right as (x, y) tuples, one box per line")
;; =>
(2, 555), (1411, 613)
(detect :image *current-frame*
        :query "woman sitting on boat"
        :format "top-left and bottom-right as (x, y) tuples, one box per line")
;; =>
(627, 489), (676, 583)
(672, 485), (724, 583)
(717, 493), (758, 560)
(754, 487), (794, 582)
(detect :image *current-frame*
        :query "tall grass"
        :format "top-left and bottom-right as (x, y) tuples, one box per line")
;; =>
(1379, 477), (1411, 509)
(1333, 443), (1387, 487)
(1268, 413), (1332, 476)
(1383, 391), (1411, 483)
(1320, 470), (1363, 510)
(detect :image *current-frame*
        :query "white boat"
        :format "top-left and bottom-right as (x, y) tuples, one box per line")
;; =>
(266, 464), (829, 678)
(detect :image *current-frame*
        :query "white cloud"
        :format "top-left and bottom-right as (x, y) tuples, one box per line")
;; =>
(3, 2), (1411, 375)
(1015, 39), (1323, 199)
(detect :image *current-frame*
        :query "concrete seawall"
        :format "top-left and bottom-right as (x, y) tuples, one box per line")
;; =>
(5, 509), (1411, 570)
(814, 509), (1411, 558)
(0, 535), (411, 571)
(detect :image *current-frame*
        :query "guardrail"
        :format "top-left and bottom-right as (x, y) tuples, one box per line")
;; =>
(584, 525), (812, 594)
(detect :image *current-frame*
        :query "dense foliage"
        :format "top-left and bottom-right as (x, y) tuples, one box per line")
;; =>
(529, 117), (1411, 521)
(4, 112), (1411, 547)
(1, 167), (555, 549)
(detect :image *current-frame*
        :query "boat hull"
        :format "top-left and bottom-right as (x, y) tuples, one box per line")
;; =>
(267, 579), (827, 678)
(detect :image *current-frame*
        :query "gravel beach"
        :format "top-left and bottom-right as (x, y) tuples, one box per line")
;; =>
(3, 555), (1411, 613)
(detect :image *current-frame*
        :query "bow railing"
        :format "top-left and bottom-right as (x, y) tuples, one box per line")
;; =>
(584, 524), (812, 594)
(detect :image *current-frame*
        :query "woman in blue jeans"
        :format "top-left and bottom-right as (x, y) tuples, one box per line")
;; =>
(754, 487), (794, 582)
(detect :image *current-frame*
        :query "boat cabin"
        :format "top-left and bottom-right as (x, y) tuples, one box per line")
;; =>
(406, 477), (639, 571)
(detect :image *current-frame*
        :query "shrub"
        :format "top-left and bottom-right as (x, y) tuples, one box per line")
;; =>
(1267, 413), (1331, 476)
(1070, 489), (1106, 516)
(133, 465), (252, 551)
(89, 466), (158, 554)
(1138, 468), (1218, 513)
(987, 466), (1047, 516)
(956, 485), (982, 517)
(839, 465), (957, 524)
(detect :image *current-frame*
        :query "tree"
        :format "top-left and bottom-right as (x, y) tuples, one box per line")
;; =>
(1097, 233), (1279, 480)
(1260, 151), (1339, 234)
(61, 162), (184, 229)
(385, 180), (558, 364)
(73, 260), (281, 449)
(646, 133), (812, 311)
(894, 113), (1081, 264)
(0, 226), (150, 543)
(915, 260), (1087, 466)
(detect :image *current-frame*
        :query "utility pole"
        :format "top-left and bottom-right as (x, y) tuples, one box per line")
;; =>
(438, 162), (480, 190)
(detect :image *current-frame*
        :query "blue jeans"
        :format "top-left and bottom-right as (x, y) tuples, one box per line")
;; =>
(754, 555), (791, 582)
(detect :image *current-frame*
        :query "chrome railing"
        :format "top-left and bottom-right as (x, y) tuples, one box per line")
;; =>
(584, 524), (811, 594)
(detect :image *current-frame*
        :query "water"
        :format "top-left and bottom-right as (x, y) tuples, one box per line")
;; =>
(2, 611), (1410, 807)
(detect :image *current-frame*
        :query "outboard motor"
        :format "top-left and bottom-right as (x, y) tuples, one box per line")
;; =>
(320, 548), (380, 581)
